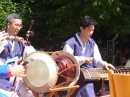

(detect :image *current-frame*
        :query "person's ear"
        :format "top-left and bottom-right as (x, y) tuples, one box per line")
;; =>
(7, 23), (11, 28)
(80, 26), (84, 31)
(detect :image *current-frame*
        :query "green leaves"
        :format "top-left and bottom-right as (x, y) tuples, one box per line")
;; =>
(0, 0), (130, 50)
(0, 1), (17, 30)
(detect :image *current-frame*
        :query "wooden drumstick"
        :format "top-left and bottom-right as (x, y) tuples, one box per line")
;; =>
(6, 35), (24, 42)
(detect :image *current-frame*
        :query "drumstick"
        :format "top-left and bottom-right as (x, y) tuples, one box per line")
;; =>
(6, 35), (24, 42)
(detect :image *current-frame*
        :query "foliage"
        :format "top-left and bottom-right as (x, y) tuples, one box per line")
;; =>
(1, 0), (130, 50)
(0, 1), (17, 30)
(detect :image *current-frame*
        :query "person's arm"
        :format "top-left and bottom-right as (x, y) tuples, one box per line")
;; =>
(93, 44), (106, 68)
(0, 57), (26, 79)
(0, 33), (8, 53)
(23, 45), (36, 59)
(0, 65), (11, 79)
(93, 44), (115, 69)
(63, 44), (86, 65)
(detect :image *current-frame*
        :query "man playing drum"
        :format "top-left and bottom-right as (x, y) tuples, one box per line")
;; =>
(0, 13), (36, 97)
(63, 15), (115, 97)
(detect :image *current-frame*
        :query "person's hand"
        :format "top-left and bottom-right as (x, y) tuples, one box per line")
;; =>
(85, 57), (93, 64)
(103, 63), (115, 70)
(10, 57), (26, 77)
(0, 33), (9, 42)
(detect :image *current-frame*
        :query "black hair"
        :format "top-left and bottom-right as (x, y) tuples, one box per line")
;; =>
(80, 15), (97, 29)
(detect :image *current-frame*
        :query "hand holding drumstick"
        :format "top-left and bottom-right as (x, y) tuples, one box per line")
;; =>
(0, 32), (24, 42)
(10, 57), (27, 77)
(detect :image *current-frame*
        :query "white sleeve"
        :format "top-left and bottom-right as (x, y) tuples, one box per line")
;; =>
(94, 44), (106, 67)
(23, 45), (36, 59)
(0, 40), (8, 53)
(0, 47), (4, 54)
(63, 44), (86, 66)
(0, 40), (8, 64)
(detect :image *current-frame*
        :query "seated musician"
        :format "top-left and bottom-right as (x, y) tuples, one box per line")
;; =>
(0, 13), (36, 97)
(63, 15), (115, 97)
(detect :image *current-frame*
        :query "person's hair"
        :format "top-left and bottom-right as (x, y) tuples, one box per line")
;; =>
(6, 13), (22, 23)
(80, 15), (97, 29)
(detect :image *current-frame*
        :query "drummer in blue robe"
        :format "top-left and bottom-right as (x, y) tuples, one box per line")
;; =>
(0, 13), (35, 64)
(63, 15), (115, 97)
(0, 13), (23, 64)
(0, 32), (27, 97)
(0, 13), (23, 63)
(0, 13), (35, 97)
(0, 32), (26, 79)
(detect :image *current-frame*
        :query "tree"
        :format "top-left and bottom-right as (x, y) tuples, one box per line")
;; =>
(0, 1), (18, 30)
(1, 0), (130, 50)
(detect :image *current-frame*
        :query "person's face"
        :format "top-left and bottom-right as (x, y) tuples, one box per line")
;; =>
(7, 19), (22, 35)
(80, 25), (95, 38)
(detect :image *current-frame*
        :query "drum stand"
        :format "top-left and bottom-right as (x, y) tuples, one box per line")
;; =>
(98, 78), (110, 97)
(32, 85), (79, 97)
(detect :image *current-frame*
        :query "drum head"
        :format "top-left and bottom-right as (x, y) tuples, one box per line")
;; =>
(23, 51), (58, 93)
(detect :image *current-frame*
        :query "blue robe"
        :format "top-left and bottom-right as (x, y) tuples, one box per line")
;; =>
(65, 35), (95, 97)
(0, 60), (19, 92)
(0, 40), (23, 64)
(0, 31), (24, 92)
(0, 65), (8, 79)
(0, 56), (18, 79)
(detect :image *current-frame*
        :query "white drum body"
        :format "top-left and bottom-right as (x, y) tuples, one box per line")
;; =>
(23, 51), (80, 93)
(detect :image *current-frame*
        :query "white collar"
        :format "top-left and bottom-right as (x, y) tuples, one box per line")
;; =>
(8, 40), (15, 51)
(76, 33), (87, 48)
(76, 33), (87, 53)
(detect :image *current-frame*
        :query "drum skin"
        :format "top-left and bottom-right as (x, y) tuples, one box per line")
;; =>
(22, 51), (80, 93)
